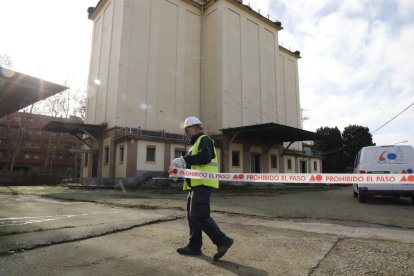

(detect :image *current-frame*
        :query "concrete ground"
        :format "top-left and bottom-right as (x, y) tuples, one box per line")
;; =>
(0, 186), (413, 275)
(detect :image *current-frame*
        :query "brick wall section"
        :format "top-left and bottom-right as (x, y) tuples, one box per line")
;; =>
(164, 143), (171, 171)
(0, 112), (82, 177)
(126, 140), (137, 176)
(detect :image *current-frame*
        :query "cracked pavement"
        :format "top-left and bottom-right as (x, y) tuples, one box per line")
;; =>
(0, 186), (413, 275)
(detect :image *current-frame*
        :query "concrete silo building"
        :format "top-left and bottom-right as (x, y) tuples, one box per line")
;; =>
(81, 0), (322, 185)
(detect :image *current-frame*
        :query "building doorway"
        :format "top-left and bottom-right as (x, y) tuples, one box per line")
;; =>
(251, 153), (261, 173)
(300, 160), (307, 173)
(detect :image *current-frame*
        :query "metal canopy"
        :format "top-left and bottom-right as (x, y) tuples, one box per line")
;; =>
(0, 67), (68, 118)
(221, 122), (322, 143)
(43, 121), (107, 134)
(43, 121), (107, 148)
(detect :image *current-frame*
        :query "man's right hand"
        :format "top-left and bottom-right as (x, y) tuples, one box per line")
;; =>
(169, 157), (186, 182)
(169, 156), (186, 169)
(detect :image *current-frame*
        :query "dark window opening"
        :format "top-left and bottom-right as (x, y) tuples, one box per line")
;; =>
(270, 155), (277, 169)
(119, 145), (124, 163)
(104, 146), (109, 164)
(287, 158), (292, 170)
(146, 146), (156, 162)
(300, 160), (307, 173)
(251, 153), (261, 173)
(84, 153), (88, 167)
(232, 151), (240, 167)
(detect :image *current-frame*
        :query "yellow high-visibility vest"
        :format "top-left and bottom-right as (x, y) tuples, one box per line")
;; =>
(183, 135), (219, 190)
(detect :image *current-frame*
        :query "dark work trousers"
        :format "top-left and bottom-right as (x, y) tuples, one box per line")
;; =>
(187, 185), (226, 249)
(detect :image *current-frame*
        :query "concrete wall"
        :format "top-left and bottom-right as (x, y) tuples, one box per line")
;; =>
(86, 0), (301, 135)
(87, 0), (202, 134)
(137, 140), (165, 171)
(220, 1), (279, 129)
(278, 49), (300, 128)
(86, 0), (123, 127)
(201, 1), (222, 134)
(202, 1), (297, 134)
(120, 0), (202, 133)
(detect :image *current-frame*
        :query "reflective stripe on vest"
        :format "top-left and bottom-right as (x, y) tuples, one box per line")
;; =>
(183, 135), (219, 190)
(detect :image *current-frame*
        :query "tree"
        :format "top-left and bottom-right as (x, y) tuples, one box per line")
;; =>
(342, 125), (375, 171)
(300, 107), (310, 128)
(41, 87), (71, 173)
(36, 82), (86, 173)
(71, 85), (86, 121)
(7, 105), (35, 171)
(312, 125), (375, 173)
(0, 53), (13, 68)
(37, 81), (86, 120)
(313, 126), (344, 172)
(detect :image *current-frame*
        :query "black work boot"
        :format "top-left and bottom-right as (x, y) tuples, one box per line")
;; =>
(213, 238), (234, 261)
(177, 245), (202, 256)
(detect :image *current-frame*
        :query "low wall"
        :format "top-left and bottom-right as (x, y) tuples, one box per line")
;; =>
(0, 172), (59, 185)
(79, 170), (171, 188)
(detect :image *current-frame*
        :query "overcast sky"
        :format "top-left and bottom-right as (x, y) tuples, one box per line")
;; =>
(1, 0), (413, 146)
(249, 0), (414, 146)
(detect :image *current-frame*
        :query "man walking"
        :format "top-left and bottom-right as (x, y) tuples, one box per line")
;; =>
(170, 116), (233, 261)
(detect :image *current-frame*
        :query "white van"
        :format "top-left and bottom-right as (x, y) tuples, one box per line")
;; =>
(353, 145), (414, 203)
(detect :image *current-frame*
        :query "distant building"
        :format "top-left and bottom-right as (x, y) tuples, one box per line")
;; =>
(81, 0), (322, 186)
(0, 112), (82, 179)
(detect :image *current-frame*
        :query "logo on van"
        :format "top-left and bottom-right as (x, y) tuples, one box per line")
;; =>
(378, 149), (403, 163)
(387, 153), (397, 160)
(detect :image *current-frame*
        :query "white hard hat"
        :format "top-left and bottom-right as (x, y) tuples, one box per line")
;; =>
(183, 116), (202, 128)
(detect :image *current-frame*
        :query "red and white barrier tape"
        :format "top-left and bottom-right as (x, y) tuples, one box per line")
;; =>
(168, 168), (414, 185)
